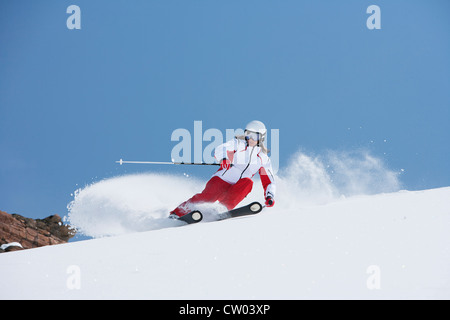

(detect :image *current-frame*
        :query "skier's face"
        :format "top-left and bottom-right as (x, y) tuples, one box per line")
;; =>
(247, 137), (258, 147)
(245, 131), (259, 147)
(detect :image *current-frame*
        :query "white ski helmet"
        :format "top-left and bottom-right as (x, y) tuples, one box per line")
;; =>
(245, 120), (267, 141)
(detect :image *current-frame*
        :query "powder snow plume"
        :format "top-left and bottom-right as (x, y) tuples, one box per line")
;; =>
(66, 149), (402, 238)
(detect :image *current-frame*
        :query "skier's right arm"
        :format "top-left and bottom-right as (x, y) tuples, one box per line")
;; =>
(214, 138), (238, 164)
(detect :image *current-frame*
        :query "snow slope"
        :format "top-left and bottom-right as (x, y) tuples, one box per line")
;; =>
(0, 187), (449, 299)
(1, 151), (449, 299)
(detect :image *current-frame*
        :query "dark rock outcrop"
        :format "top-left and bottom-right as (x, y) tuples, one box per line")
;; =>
(0, 210), (75, 253)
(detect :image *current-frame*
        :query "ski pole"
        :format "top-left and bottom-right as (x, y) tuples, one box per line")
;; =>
(116, 159), (220, 166)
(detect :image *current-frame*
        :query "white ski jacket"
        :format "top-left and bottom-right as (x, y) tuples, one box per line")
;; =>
(213, 138), (276, 200)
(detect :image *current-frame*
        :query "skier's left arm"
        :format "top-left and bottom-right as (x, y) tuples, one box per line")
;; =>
(259, 156), (276, 207)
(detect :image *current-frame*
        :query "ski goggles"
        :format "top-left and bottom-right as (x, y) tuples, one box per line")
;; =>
(245, 131), (260, 141)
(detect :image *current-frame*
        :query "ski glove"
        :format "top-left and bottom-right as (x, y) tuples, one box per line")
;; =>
(220, 158), (232, 170)
(265, 196), (275, 207)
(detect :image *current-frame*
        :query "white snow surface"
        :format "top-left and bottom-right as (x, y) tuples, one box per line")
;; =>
(1, 151), (449, 299)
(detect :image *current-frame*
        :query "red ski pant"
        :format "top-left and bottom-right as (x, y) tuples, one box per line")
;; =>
(170, 176), (253, 217)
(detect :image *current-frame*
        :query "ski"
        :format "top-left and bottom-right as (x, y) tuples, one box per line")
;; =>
(177, 210), (203, 224)
(217, 201), (264, 220)
(173, 202), (262, 224)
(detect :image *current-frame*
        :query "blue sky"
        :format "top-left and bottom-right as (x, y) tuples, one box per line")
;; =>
(1, 0), (449, 220)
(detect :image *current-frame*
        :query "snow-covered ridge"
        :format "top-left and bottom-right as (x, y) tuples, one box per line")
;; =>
(0, 242), (22, 251)
(1, 150), (448, 299)
(0, 186), (449, 299)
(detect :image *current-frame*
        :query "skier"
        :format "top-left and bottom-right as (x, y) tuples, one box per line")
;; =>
(169, 120), (276, 219)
